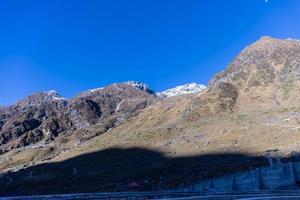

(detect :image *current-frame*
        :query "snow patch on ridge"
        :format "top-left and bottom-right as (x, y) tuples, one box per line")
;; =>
(125, 81), (154, 94)
(84, 87), (104, 94)
(158, 83), (207, 97)
(44, 90), (66, 101)
(77, 87), (104, 97)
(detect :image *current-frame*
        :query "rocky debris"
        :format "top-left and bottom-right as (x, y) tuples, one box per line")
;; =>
(165, 133), (205, 146)
(158, 83), (207, 97)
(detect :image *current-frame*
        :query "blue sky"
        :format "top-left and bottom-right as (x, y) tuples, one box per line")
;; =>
(1, 0), (300, 105)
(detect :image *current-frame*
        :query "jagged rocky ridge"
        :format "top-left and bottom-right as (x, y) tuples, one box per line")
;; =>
(0, 81), (207, 151)
(0, 82), (158, 150)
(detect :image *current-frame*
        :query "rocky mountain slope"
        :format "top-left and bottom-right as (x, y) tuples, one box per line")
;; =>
(2, 36), (300, 194)
(0, 81), (157, 151)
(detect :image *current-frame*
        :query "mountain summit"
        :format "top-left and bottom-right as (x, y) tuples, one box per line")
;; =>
(208, 36), (300, 112)
(13, 90), (66, 109)
(211, 36), (300, 89)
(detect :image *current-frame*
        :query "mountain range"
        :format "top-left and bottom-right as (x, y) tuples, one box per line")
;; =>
(1, 36), (300, 194)
(0, 81), (206, 151)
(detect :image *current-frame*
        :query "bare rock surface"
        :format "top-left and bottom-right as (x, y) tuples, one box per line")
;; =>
(0, 82), (156, 150)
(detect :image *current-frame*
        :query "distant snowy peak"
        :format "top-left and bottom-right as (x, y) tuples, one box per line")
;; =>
(78, 81), (154, 97)
(0, 105), (7, 112)
(44, 90), (66, 101)
(159, 83), (207, 97)
(75, 81), (206, 100)
(125, 81), (155, 94)
(14, 90), (66, 109)
(78, 87), (104, 97)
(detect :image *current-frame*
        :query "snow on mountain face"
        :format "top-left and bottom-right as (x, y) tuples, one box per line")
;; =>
(15, 90), (66, 109)
(78, 81), (154, 98)
(78, 87), (104, 97)
(0, 106), (6, 112)
(158, 83), (207, 97)
(45, 90), (66, 101)
(125, 81), (155, 94)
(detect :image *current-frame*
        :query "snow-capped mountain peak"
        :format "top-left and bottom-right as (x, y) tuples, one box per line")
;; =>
(44, 90), (66, 101)
(77, 81), (154, 98)
(13, 90), (66, 109)
(158, 83), (206, 97)
(78, 87), (104, 97)
(0, 105), (7, 111)
(125, 81), (154, 94)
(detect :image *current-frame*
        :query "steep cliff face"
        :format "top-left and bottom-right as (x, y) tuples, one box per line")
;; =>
(0, 91), (70, 149)
(70, 82), (155, 124)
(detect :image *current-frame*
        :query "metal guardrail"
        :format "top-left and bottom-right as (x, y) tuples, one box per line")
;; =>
(159, 196), (300, 200)
(0, 191), (201, 200)
(238, 196), (300, 200)
(3, 191), (300, 200)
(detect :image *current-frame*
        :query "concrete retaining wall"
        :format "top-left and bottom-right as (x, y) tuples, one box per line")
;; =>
(175, 162), (300, 193)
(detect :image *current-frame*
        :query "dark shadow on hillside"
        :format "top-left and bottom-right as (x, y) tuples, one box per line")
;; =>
(1, 147), (299, 195)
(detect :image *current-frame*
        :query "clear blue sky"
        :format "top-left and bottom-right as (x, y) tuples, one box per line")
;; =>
(1, 0), (300, 105)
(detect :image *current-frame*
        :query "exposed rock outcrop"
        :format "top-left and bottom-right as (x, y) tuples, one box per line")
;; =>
(0, 82), (156, 150)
